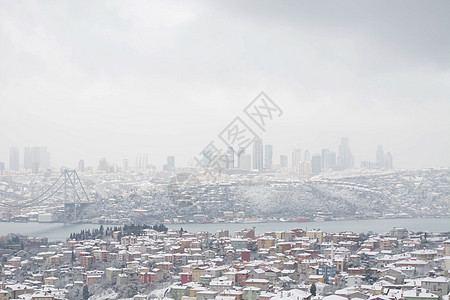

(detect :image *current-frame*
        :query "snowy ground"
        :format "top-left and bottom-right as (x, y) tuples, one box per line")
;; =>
(89, 285), (174, 300)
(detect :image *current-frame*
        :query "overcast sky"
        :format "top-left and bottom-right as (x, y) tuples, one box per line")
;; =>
(1, 0), (449, 170)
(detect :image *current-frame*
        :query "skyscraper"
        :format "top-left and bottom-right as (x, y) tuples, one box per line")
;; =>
(226, 147), (235, 169)
(9, 147), (19, 171)
(311, 154), (322, 175)
(360, 161), (374, 169)
(122, 159), (129, 172)
(38, 147), (50, 170)
(299, 160), (311, 177)
(321, 149), (330, 170)
(303, 150), (311, 162)
(280, 155), (288, 168)
(24, 147), (32, 170)
(292, 149), (302, 173)
(166, 156), (175, 172)
(237, 147), (245, 169)
(338, 137), (354, 169)
(385, 152), (393, 169)
(240, 154), (251, 170)
(252, 138), (263, 172)
(376, 145), (385, 169)
(23, 147), (50, 172)
(135, 154), (148, 170)
(264, 144), (273, 170)
(78, 159), (85, 172)
(328, 151), (337, 168)
(98, 158), (108, 171)
(202, 148), (214, 167)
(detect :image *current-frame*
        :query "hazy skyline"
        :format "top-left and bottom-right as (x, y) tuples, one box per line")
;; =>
(1, 0), (449, 170)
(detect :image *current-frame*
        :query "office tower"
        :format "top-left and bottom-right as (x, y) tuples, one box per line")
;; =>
(122, 159), (129, 172)
(23, 147), (50, 172)
(202, 148), (213, 167)
(240, 154), (251, 170)
(0, 162), (4, 172)
(226, 147), (235, 168)
(9, 147), (19, 171)
(264, 144), (273, 170)
(376, 145), (385, 169)
(338, 137), (354, 169)
(328, 151), (337, 168)
(360, 161), (374, 169)
(280, 155), (288, 168)
(143, 154), (148, 169)
(385, 152), (393, 169)
(31, 147), (41, 171)
(32, 162), (39, 174)
(292, 149), (302, 172)
(167, 156), (175, 171)
(237, 147), (245, 168)
(303, 150), (311, 162)
(135, 154), (148, 170)
(37, 147), (50, 170)
(252, 138), (263, 172)
(321, 149), (330, 170)
(311, 154), (321, 175)
(78, 160), (85, 172)
(299, 160), (311, 177)
(98, 158), (108, 171)
(24, 147), (32, 170)
(135, 155), (142, 170)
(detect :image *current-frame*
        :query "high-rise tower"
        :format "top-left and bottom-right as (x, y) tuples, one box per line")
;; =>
(385, 152), (393, 169)
(338, 137), (354, 169)
(311, 154), (322, 175)
(292, 149), (302, 173)
(252, 138), (263, 172)
(9, 147), (19, 171)
(376, 145), (385, 169)
(264, 144), (273, 170)
(237, 147), (245, 169)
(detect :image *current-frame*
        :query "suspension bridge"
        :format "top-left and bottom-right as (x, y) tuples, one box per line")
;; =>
(0, 169), (92, 223)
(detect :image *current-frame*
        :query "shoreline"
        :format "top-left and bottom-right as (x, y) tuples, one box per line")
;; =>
(0, 215), (447, 226)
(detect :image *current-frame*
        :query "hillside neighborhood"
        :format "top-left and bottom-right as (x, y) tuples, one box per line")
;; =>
(0, 226), (449, 300)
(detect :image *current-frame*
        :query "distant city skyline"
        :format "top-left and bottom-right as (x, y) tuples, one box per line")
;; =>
(2, 138), (397, 173)
(1, 1), (449, 170)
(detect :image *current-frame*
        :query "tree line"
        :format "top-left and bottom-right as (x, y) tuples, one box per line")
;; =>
(69, 224), (168, 241)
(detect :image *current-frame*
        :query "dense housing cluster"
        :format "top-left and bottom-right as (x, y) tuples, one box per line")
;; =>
(1, 169), (449, 224)
(0, 226), (449, 299)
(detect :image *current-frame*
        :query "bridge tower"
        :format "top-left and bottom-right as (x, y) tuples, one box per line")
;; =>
(62, 169), (90, 223)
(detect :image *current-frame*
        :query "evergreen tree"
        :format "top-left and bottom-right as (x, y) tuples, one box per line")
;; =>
(310, 283), (317, 296)
(83, 285), (89, 300)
